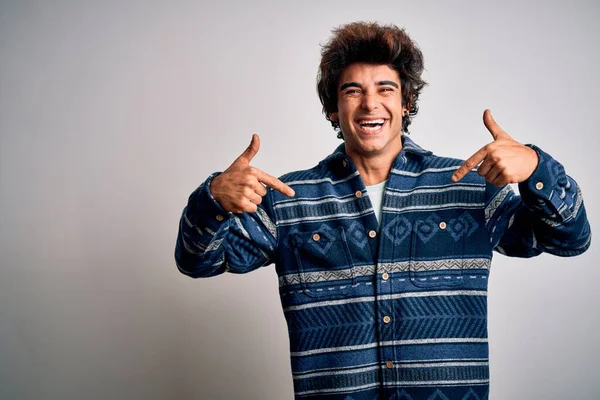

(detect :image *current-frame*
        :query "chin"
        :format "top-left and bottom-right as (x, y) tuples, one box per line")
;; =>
(356, 141), (387, 154)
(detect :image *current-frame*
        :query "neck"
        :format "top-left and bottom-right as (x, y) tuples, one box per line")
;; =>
(345, 138), (402, 186)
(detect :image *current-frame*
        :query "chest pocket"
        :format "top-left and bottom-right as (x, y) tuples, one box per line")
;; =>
(290, 226), (356, 298)
(409, 215), (472, 288)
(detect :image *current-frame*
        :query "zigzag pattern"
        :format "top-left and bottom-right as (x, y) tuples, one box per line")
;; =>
(484, 185), (511, 223)
(396, 317), (487, 340)
(286, 296), (487, 351)
(279, 259), (489, 287)
(296, 369), (379, 394)
(406, 258), (490, 272)
(280, 265), (374, 287)
(178, 137), (589, 399)
(288, 301), (376, 352)
(394, 365), (488, 382)
(290, 322), (377, 353)
(340, 387), (488, 400)
(399, 294), (487, 318)
(395, 296), (487, 340)
(301, 269), (354, 283)
(296, 366), (487, 395)
(289, 301), (375, 328)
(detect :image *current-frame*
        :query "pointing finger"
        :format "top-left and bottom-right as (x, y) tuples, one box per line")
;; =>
(452, 146), (488, 182)
(483, 109), (511, 141)
(235, 134), (261, 164)
(256, 170), (295, 197)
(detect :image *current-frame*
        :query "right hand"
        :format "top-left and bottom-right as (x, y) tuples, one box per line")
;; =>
(210, 134), (295, 213)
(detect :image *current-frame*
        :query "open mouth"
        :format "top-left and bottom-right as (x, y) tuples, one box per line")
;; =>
(356, 118), (387, 133)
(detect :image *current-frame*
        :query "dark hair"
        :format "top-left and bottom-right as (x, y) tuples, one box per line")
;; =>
(317, 22), (426, 138)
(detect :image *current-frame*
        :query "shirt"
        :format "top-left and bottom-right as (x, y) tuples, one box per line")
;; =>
(366, 179), (388, 224)
(175, 136), (591, 399)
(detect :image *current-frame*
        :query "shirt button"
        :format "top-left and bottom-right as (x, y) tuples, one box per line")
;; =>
(355, 190), (363, 198)
(439, 221), (447, 229)
(342, 160), (348, 168)
(386, 361), (394, 369)
(383, 316), (391, 324)
(216, 214), (224, 222)
(382, 272), (389, 281)
(312, 233), (320, 242)
(536, 182), (544, 190)
(368, 230), (377, 238)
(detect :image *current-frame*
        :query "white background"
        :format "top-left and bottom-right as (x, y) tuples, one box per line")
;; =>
(1, 1), (598, 399)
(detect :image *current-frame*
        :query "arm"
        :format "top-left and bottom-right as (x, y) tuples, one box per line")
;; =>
(484, 146), (591, 257)
(453, 109), (591, 258)
(175, 173), (279, 277)
(174, 134), (294, 278)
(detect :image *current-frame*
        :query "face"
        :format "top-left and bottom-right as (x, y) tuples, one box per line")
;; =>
(331, 63), (407, 160)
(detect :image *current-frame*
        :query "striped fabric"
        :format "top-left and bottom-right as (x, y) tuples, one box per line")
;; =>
(175, 136), (590, 399)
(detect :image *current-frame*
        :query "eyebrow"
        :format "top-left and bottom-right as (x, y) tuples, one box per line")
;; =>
(339, 80), (399, 91)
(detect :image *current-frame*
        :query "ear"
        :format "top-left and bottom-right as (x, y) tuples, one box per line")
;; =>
(330, 112), (338, 122)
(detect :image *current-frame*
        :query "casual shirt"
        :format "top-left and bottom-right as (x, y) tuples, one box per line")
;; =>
(175, 136), (590, 400)
(366, 179), (388, 224)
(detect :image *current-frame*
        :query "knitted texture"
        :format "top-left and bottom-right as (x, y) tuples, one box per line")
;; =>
(175, 136), (590, 399)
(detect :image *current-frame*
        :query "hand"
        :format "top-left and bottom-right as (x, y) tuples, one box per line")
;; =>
(452, 109), (539, 186)
(210, 134), (295, 213)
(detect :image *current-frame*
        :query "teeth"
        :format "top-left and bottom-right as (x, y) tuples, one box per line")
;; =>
(361, 125), (381, 131)
(358, 119), (385, 125)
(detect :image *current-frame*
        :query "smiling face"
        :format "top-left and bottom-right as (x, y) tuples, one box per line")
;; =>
(331, 63), (407, 161)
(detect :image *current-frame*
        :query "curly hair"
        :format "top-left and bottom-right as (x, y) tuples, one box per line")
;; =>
(317, 22), (426, 138)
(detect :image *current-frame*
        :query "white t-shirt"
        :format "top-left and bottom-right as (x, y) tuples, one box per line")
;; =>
(365, 180), (388, 225)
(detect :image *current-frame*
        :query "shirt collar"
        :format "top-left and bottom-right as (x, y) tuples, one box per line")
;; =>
(324, 135), (432, 169)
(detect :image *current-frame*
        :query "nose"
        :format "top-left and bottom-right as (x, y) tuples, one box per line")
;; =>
(361, 92), (378, 112)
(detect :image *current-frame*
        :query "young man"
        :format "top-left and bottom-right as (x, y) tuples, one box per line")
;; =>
(175, 22), (590, 399)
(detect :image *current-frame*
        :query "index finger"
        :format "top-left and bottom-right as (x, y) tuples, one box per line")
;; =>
(452, 146), (488, 182)
(256, 170), (295, 197)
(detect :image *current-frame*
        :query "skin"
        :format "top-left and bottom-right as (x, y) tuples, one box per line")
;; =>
(452, 109), (539, 186)
(330, 63), (408, 186)
(210, 63), (538, 213)
(210, 134), (295, 213)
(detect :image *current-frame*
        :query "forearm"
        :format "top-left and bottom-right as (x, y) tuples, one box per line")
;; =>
(518, 145), (590, 253)
(174, 173), (279, 277)
(486, 145), (591, 257)
(175, 173), (233, 277)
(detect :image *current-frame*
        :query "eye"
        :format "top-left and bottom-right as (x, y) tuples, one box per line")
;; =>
(380, 87), (395, 92)
(345, 89), (361, 95)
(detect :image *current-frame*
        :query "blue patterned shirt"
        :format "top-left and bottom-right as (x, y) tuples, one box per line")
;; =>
(175, 136), (590, 399)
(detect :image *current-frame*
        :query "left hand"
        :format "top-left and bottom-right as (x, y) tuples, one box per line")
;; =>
(452, 109), (539, 186)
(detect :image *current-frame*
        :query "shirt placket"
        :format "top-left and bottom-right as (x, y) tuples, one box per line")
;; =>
(376, 154), (408, 396)
(339, 152), (403, 397)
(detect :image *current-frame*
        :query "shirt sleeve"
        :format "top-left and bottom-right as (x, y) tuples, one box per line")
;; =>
(174, 172), (279, 278)
(484, 145), (591, 258)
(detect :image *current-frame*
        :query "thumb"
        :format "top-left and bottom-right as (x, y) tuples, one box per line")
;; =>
(236, 134), (261, 164)
(483, 109), (510, 141)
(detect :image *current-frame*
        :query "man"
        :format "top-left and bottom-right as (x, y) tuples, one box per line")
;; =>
(175, 22), (590, 399)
